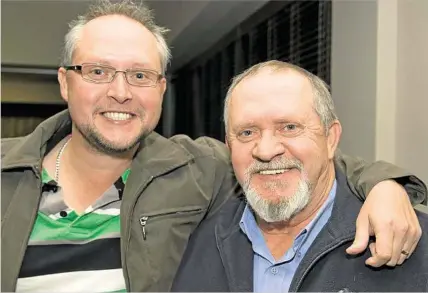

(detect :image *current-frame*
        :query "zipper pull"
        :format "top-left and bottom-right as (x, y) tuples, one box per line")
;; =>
(139, 216), (149, 240)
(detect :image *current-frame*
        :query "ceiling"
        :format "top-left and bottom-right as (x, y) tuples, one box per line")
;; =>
(1, 0), (269, 72)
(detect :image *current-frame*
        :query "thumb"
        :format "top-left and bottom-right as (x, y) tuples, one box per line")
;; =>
(346, 215), (370, 255)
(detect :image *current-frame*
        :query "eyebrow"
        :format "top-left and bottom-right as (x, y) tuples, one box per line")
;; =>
(83, 60), (153, 69)
(130, 63), (153, 69)
(231, 122), (257, 133)
(232, 118), (302, 132)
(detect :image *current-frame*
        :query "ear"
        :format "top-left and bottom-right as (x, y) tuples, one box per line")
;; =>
(225, 135), (230, 150)
(326, 120), (342, 160)
(58, 67), (69, 103)
(159, 77), (167, 97)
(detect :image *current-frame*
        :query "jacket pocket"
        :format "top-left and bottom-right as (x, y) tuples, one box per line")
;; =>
(139, 206), (205, 240)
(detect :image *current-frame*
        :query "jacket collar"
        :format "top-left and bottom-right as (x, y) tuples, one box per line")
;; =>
(1, 110), (72, 171)
(215, 167), (362, 291)
(215, 199), (253, 292)
(289, 169), (361, 291)
(1, 110), (195, 177)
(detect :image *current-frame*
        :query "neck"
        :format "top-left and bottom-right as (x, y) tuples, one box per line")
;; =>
(65, 129), (137, 182)
(258, 163), (336, 235)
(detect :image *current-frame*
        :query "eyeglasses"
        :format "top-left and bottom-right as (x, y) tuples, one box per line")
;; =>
(63, 63), (163, 87)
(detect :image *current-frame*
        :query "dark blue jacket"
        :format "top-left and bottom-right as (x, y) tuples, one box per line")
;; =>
(172, 170), (428, 292)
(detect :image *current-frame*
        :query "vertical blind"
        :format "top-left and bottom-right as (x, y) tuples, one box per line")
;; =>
(171, 0), (332, 141)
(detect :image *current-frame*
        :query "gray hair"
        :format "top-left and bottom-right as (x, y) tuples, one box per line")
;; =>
(60, 0), (171, 74)
(224, 60), (338, 135)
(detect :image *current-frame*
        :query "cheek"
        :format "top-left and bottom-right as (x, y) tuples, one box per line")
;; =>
(230, 143), (254, 184)
(137, 91), (163, 113)
(284, 136), (328, 174)
(68, 81), (105, 105)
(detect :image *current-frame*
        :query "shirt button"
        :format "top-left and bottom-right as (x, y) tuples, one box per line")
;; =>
(297, 251), (302, 258)
(271, 267), (278, 275)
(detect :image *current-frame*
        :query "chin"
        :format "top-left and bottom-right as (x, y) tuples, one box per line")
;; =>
(89, 133), (142, 155)
(244, 179), (312, 222)
(256, 185), (297, 201)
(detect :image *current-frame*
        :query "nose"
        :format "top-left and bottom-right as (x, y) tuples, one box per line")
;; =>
(107, 71), (132, 103)
(252, 132), (286, 162)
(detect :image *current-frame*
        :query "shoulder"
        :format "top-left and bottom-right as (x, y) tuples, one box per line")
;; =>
(1, 136), (25, 159)
(168, 134), (229, 162)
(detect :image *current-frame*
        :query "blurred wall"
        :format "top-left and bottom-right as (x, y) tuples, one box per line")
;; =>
(395, 0), (428, 186)
(332, 0), (428, 184)
(1, 73), (65, 138)
(2, 74), (62, 104)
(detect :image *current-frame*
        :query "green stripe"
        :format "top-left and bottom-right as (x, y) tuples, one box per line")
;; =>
(121, 169), (130, 184)
(30, 212), (120, 242)
(41, 168), (54, 184)
(41, 168), (130, 185)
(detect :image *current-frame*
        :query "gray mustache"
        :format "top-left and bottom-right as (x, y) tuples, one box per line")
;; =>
(245, 158), (303, 175)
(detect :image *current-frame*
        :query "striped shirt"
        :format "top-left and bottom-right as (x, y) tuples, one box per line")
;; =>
(16, 168), (130, 292)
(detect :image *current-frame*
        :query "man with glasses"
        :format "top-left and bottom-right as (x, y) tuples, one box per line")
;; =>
(1, 0), (426, 292)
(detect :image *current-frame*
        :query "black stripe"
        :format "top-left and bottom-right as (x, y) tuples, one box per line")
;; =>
(19, 238), (121, 278)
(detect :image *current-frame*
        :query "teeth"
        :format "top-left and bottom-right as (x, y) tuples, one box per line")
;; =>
(103, 112), (132, 121)
(259, 169), (289, 175)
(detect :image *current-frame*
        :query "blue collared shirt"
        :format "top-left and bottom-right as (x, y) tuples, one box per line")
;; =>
(239, 180), (337, 293)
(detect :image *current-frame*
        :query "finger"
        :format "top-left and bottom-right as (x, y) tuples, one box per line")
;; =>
(407, 225), (422, 259)
(365, 242), (378, 266)
(397, 251), (408, 265)
(386, 225), (407, 267)
(398, 204), (422, 264)
(366, 230), (393, 267)
(347, 214), (370, 255)
(406, 204), (422, 258)
(369, 242), (376, 256)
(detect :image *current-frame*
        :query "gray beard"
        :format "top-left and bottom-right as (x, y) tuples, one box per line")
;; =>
(243, 177), (311, 223)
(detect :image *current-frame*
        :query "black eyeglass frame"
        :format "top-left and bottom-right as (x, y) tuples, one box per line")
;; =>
(63, 63), (164, 87)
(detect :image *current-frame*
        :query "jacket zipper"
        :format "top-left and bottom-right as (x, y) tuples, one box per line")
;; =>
(122, 157), (193, 290)
(123, 175), (154, 291)
(140, 216), (148, 240)
(294, 236), (354, 291)
(139, 208), (203, 241)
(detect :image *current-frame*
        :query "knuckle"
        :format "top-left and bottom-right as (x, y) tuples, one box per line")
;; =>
(406, 226), (416, 238)
(397, 224), (409, 234)
(376, 251), (391, 261)
(384, 218), (395, 228)
(415, 227), (423, 239)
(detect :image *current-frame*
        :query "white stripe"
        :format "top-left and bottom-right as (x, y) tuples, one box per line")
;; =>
(48, 214), (61, 220)
(92, 208), (121, 216)
(49, 208), (74, 220)
(16, 268), (125, 292)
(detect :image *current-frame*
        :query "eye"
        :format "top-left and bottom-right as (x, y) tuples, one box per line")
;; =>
(239, 130), (253, 137)
(280, 123), (303, 137)
(236, 129), (258, 142)
(91, 68), (105, 75)
(284, 124), (297, 131)
(134, 72), (146, 79)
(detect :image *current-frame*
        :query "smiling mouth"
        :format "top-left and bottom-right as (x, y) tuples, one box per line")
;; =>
(258, 169), (292, 175)
(101, 111), (135, 121)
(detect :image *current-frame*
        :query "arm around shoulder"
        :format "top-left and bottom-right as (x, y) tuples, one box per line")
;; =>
(334, 148), (427, 205)
(195, 137), (243, 219)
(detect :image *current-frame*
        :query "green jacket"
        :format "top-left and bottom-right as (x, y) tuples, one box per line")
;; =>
(1, 110), (426, 291)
